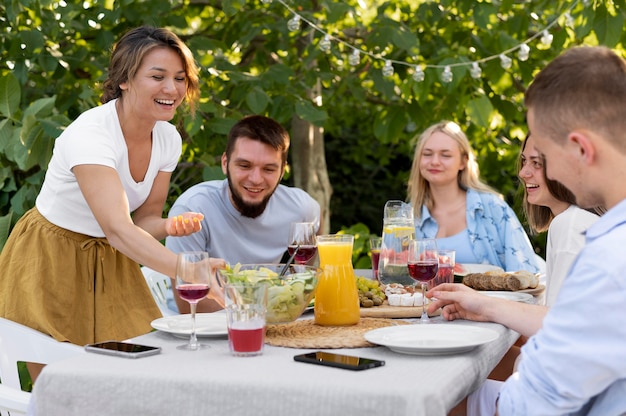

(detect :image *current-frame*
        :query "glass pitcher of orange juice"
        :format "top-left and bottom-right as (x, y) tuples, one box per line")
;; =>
(314, 234), (360, 326)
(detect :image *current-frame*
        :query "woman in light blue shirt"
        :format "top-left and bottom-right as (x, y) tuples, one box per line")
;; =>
(407, 120), (540, 273)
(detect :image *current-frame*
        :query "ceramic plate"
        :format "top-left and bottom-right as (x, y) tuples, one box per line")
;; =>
(479, 291), (535, 303)
(151, 313), (227, 338)
(364, 324), (499, 355)
(455, 264), (504, 277)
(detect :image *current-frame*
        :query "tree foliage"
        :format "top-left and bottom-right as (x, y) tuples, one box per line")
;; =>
(1, 0), (624, 254)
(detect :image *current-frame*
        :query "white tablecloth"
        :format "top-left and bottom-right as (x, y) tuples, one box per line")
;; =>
(29, 316), (518, 416)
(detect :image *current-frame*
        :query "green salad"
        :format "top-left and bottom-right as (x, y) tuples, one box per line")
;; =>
(220, 264), (318, 323)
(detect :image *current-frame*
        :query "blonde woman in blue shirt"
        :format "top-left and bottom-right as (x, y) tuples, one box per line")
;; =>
(408, 120), (540, 273)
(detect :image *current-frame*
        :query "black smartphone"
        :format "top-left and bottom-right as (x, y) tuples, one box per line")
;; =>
(84, 341), (161, 359)
(294, 351), (385, 371)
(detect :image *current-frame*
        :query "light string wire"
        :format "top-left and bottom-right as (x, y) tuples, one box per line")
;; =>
(270, 0), (583, 74)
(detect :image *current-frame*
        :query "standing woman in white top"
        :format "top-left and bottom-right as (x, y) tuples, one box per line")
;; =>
(0, 26), (223, 346)
(519, 134), (601, 305)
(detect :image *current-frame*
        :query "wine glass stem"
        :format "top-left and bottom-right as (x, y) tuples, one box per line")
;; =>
(421, 283), (430, 322)
(189, 302), (198, 350)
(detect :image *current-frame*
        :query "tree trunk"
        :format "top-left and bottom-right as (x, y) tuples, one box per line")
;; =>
(289, 91), (332, 234)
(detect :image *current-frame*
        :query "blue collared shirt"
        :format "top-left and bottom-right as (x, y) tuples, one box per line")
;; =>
(498, 198), (626, 415)
(414, 189), (540, 272)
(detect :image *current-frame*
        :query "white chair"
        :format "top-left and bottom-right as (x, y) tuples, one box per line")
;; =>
(0, 317), (84, 415)
(141, 267), (178, 317)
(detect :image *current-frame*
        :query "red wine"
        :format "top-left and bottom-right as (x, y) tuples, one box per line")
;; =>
(177, 284), (210, 302)
(288, 245), (317, 264)
(407, 262), (438, 283)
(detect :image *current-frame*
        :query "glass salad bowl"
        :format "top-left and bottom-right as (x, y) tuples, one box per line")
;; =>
(217, 264), (320, 324)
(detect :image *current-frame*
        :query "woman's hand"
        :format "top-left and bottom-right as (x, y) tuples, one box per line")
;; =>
(166, 212), (204, 236)
(426, 283), (493, 322)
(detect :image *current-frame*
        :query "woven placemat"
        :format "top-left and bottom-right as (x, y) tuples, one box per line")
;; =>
(265, 317), (410, 349)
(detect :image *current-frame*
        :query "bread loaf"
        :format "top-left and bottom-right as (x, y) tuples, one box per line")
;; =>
(462, 270), (539, 291)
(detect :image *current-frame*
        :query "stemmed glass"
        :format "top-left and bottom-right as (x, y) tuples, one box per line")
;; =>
(407, 239), (439, 323)
(287, 222), (317, 265)
(175, 251), (212, 350)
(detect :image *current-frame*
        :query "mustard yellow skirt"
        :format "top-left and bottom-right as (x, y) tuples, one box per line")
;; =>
(0, 208), (162, 345)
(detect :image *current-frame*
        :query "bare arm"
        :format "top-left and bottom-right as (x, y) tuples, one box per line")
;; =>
(426, 283), (548, 337)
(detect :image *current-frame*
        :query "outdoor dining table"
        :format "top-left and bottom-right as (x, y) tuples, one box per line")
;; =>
(28, 313), (519, 416)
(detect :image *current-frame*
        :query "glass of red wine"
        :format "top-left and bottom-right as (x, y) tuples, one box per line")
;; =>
(287, 222), (317, 264)
(407, 238), (438, 323)
(175, 251), (212, 350)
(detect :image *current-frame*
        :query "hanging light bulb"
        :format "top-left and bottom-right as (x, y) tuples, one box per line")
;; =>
(500, 54), (512, 69)
(348, 49), (360, 66)
(441, 66), (453, 83)
(470, 62), (482, 79)
(518, 43), (530, 61)
(412, 65), (425, 82)
(382, 60), (394, 77)
(287, 15), (300, 32)
(541, 30), (553, 47)
(319, 35), (331, 53)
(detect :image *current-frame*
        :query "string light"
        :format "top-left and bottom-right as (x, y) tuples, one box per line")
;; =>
(382, 60), (394, 77)
(518, 43), (530, 61)
(287, 15), (300, 32)
(319, 35), (331, 53)
(412, 65), (425, 82)
(268, 0), (580, 82)
(441, 66), (453, 83)
(541, 30), (554, 46)
(470, 62), (482, 79)
(348, 49), (360, 66)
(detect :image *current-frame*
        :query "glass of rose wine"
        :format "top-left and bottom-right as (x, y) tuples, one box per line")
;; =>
(175, 251), (212, 350)
(407, 238), (438, 323)
(287, 222), (317, 265)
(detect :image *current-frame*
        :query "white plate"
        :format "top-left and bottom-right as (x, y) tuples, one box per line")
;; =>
(151, 313), (227, 338)
(455, 263), (504, 276)
(479, 291), (535, 303)
(364, 324), (499, 355)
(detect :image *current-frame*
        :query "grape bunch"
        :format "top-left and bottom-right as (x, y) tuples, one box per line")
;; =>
(355, 276), (386, 308)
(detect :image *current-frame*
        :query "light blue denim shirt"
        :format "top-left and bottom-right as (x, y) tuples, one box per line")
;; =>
(414, 189), (540, 273)
(498, 198), (626, 415)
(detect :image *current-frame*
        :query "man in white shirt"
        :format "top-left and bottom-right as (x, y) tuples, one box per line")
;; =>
(166, 115), (321, 313)
(428, 46), (626, 415)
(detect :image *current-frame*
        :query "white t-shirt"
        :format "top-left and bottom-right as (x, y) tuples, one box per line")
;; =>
(544, 205), (599, 306)
(36, 99), (181, 237)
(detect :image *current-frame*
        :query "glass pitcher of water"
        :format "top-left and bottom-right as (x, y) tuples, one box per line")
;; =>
(378, 200), (415, 286)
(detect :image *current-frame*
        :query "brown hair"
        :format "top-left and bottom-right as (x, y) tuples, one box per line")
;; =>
(100, 26), (200, 114)
(407, 120), (498, 219)
(225, 115), (290, 166)
(525, 46), (626, 154)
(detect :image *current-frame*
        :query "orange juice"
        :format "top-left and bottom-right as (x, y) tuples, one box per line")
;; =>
(314, 235), (360, 326)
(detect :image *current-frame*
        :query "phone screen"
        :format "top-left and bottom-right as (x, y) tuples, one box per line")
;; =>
(294, 351), (385, 371)
(85, 341), (161, 358)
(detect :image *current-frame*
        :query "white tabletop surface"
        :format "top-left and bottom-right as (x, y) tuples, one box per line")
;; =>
(29, 315), (518, 416)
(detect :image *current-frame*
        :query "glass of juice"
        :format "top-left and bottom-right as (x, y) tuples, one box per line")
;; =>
(314, 234), (360, 326)
(428, 250), (455, 290)
(225, 283), (268, 356)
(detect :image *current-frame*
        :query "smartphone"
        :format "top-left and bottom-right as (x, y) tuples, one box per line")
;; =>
(84, 341), (162, 359)
(294, 351), (385, 371)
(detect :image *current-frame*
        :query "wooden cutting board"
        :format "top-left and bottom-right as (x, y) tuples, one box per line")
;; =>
(359, 301), (441, 318)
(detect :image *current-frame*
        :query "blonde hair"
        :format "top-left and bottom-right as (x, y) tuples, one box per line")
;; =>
(407, 120), (498, 219)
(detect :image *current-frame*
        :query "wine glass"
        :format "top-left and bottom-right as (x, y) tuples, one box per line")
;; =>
(407, 239), (438, 323)
(175, 251), (212, 350)
(287, 222), (317, 265)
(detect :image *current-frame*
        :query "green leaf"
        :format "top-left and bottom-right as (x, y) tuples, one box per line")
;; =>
(0, 211), (13, 254)
(295, 101), (327, 124)
(0, 73), (21, 118)
(246, 88), (269, 114)
(23, 96), (56, 119)
(466, 95), (494, 128)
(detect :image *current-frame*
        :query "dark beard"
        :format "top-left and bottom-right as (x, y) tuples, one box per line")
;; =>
(226, 171), (275, 219)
